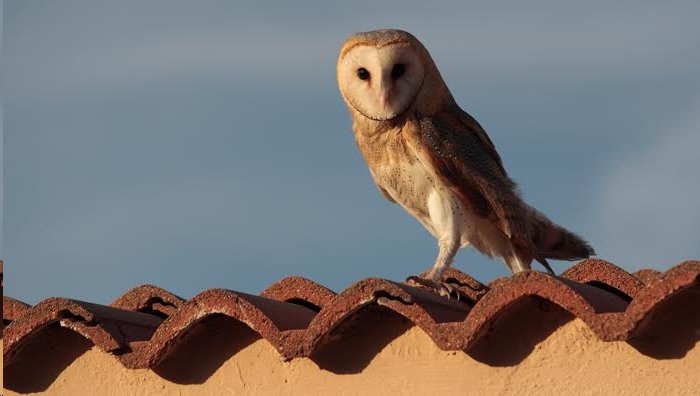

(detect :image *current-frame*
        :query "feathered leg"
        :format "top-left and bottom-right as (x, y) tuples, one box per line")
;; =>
(407, 236), (460, 298)
(427, 237), (459, 281)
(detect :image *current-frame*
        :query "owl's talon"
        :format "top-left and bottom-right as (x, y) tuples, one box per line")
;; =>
(406, 276), (461, 300)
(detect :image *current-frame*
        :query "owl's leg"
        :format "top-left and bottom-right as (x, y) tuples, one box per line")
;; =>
(407, 237), (461, 299)
(426, 237), (459, 282)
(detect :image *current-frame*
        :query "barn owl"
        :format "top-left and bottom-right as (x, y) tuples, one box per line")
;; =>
(337, 29), (594, 297)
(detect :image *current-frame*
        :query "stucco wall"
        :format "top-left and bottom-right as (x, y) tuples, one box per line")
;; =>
(3, 304), (699, 395)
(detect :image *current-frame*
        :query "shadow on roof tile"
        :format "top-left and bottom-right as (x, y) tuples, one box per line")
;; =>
(310, 305), (414, 374)
(465, 296), (574, 366)
(3, 325), (93, 393)
(627, 279), (700, 359)
(153, 315), (262, 384)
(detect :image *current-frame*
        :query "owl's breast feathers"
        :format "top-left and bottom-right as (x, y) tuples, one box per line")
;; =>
(355, 119), (427, 205)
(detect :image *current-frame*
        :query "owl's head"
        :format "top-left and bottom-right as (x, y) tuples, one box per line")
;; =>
(337, 29), (450, 122)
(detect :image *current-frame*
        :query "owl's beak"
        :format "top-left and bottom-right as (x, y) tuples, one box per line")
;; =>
(379, 86), (392, 108)
(379, 79), (391, 107)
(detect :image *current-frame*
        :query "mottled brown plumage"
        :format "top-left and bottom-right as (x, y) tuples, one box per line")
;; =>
(337, 29), (594, 295)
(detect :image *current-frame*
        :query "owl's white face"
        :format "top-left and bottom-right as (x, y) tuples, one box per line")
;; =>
(338, 43), (425, 121)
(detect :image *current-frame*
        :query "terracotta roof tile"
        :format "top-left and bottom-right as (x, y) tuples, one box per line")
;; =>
(3, 297), (163, 366)
(3, 296), (31, 324)
(621, 260), (700, 337)
(260, 276), (337, 310)
(303, 277), (471, 354)
(633, 268), (664, 285)
(2, 259), (699, 370)
(128, 288), (318, 368)
(561, 258), (644, 299)
(111, 284), (185, 317)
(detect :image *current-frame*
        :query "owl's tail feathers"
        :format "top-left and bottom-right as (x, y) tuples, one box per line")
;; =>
(529, 209), (595, 262)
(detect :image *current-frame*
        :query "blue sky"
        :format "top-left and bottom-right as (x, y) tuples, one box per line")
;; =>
(4, 1), (700, 304)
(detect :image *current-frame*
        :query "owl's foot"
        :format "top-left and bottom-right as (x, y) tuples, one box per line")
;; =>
(405, 276), (461, 300)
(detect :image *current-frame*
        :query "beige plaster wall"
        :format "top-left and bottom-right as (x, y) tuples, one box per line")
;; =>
(3, 307), (699, 396)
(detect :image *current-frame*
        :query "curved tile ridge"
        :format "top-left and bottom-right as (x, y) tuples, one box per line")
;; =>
(633, 269), (663, 285)
(460, 271), (631, 349)
(260, 276), (337, 310)
(561, 259), (644, 299)
(125, 288), (319, 368)
(112, 284), (185, 317)
(622, 260), (700, 338)
(301, 278), (471, 356)
(3, 298), (163, 367)
(3, 260), (698, 369)
(3, 296), (32, 323)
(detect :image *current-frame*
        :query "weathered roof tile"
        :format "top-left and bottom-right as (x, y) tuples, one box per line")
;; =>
(4, 298), (163, 367)
(3, 259), (698, 369)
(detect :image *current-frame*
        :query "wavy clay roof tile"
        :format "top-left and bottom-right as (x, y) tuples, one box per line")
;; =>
(2, 259), (699, 371)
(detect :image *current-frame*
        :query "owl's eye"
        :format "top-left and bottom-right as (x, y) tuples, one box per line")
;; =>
(391, 63), (406, 79)
(356, 67), (370, 80)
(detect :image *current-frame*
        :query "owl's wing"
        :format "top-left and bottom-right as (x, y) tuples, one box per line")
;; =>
(405, 107), (540, 260)
(451, 107), (507, 175)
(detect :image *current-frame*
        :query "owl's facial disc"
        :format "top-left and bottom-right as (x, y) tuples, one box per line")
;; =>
(338, 43), (425, 121)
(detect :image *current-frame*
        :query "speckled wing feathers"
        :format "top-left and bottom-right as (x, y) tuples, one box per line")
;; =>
(452, 106), (507, 175)
(406, 109), (538, 259)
